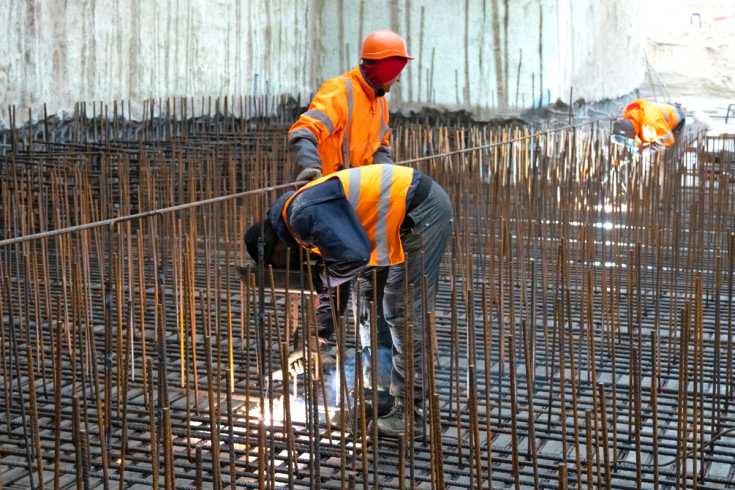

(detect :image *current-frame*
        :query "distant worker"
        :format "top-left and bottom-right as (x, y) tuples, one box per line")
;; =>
(611, 98), (686, 152)
(243, 164), (453, 437)
(288, 30), (413, 183)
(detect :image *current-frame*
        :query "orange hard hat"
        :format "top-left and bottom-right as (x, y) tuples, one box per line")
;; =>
(361, 30), (414, 60)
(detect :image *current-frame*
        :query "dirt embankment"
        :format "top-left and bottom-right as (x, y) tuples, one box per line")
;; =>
(643, 24), (735, 115)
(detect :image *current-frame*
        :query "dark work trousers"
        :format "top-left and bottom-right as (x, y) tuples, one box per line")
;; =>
(353, 266), (393, 391)
(664, 117), (686, 169)
(385, 181), (453, 403)
(316, 267), (393, 391)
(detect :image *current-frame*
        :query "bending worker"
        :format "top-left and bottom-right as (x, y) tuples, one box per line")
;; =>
(243, 164), (453, 437)
(288, 29), (412, 183)
(611, 98), (686, 152)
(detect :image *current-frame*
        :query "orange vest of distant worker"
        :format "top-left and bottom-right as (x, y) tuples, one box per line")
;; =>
(283, 164), (413, 266)
(288, 66), (390, 176)
(623, 99), (681, 147)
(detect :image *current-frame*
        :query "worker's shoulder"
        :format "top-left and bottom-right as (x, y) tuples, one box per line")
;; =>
(318, 75), (353, 92)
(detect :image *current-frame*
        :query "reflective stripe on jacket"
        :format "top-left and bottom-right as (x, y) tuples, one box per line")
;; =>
(283, 164), (416, 266)
(623, 99), (681, 146)
(288, 66), (391, 176)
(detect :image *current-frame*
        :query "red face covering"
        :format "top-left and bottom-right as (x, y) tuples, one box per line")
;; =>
(361, 56), (408, 88)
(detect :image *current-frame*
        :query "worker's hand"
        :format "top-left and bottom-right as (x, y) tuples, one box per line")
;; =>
(650, 141), (666, 152)
(295, 168), (322, 185)
(272, 337), (329, 381)
(272, 351), (305, 381)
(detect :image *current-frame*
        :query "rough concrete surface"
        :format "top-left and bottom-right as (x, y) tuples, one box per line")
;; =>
(0, 0), (644, 125)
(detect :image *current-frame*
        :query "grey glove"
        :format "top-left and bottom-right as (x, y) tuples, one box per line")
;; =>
(280, 349), (309, 378)
(273, 336), (330, 381)
(295, 168), (322, 183)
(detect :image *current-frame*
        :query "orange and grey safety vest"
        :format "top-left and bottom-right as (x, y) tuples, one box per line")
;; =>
(288, 66), (391, 176)
(283, 164), (415, 266)
(623, 99), (682, 147)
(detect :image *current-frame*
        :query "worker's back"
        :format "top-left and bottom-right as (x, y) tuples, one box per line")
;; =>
(623, 99), (684, 146)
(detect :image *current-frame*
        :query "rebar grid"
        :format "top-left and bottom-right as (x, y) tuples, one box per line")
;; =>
(1, 102), (735, 489)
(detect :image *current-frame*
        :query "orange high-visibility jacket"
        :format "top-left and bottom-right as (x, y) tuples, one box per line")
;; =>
(288, 66), (392, 176)
(623, 99), (681, 147)
(283, 164), (415, 266)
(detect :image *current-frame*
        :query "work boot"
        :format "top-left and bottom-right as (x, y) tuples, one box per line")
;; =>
(375, 398), (424, 438)
(330, 390), (393, 430)
(330, 401), (370, 430)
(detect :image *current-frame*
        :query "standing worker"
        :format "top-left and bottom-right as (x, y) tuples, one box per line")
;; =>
(243, 164), (453, 437)
(611, 98), (686, 152)
(286, 29), (414, 415)
(288, 30), (413, 183)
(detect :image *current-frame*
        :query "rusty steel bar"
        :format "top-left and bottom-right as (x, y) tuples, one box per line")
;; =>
(0, 107), (733, 490)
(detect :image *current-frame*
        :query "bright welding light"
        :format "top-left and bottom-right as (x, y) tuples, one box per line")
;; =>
(592, 261), (618, 268)
(242, 395), (321, 426)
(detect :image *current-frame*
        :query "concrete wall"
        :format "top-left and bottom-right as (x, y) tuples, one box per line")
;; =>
(0, 0), (644, 124)
(319, 0), (644, 115)
(0, 0), (323, 124)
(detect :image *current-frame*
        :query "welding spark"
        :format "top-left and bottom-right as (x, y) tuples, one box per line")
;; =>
(241, 395), (334, 426)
